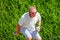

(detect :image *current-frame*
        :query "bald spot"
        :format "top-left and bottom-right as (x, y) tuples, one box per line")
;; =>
(29, 6), (37, 13)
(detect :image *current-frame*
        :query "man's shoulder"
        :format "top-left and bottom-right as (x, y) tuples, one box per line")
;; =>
(36, 12), (40, 15)
(24, 12), (29, 15)
(22, 12), (29, 17)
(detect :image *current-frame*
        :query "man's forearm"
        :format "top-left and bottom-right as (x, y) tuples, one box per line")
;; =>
(35, 20), (41, 32)
(16, 24), (21, 34)
(38, 20), (41, 27)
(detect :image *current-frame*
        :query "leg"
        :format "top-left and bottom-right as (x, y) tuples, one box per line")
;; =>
(35, 37), (42, 40)
(31, 30), (42, 40)
(26, 38), (32, 40)
(21, 27), (32, 40)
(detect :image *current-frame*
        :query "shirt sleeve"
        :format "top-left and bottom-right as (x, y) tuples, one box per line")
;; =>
(18, 15), (25, 26)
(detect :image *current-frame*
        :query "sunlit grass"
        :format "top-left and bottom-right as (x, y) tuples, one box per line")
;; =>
(0, 0), (60, 40)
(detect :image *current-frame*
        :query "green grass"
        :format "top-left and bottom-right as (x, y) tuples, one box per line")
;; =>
(0, 0), (60, 40)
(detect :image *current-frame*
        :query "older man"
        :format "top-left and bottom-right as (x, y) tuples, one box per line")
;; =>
(15, 6), (41, 40)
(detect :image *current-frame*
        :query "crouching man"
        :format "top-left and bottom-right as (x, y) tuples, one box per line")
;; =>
(15, 6), (42, 40)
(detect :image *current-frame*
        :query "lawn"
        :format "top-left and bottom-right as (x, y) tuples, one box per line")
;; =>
(0, 0), (60, 40)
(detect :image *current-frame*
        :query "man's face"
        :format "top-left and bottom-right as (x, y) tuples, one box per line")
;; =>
(29, 11), (36, 18)
(29, 8), (36, 18)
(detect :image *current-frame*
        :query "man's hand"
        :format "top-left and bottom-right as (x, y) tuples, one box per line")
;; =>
(14, 31), (19, 36)
(36, 26), (40, 32)
(14, 24), (21, 36)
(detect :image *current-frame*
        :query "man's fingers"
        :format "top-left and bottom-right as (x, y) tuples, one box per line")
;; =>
(13, 31), (18, 36)
(36, 27), (40, 32)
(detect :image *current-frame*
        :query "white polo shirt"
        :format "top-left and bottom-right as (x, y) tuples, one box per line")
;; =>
(18, 12), (41, 32)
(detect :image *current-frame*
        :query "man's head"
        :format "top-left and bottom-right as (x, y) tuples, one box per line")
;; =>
(29, 6), (37, 18)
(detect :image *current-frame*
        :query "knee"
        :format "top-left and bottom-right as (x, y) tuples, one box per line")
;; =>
(26, 36), (32, 40)
(35, 37), (42, 40)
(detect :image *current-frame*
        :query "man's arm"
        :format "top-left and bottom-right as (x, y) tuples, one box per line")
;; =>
(15, 14), (25, 35)
(38, 20), (41, 27)
(36, 20), (41, 32)
(15, 24), (21, 35)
